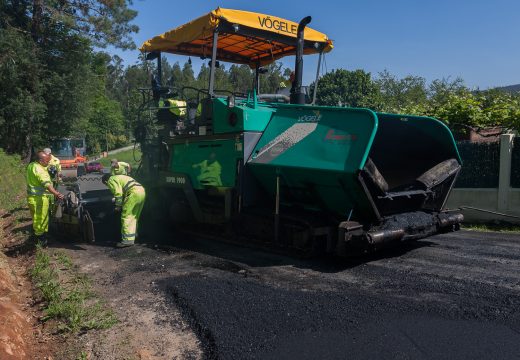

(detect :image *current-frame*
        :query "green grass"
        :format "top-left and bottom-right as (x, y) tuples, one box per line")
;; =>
(55, 250), (74, 269)
(98, 147), (142, 170)
(462, 223), (520, 233)
(76, 351), (88, 360)
(30, 246), (118, 333)
(0, 149), (27, 212)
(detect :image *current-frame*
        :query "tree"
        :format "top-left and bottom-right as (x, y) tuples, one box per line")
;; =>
(122, 65), (149, 134)
(23, 0), (139, 50)
(170, 62), (183, 89)
(159, 56), (172, 87)
(229, 65), (253, 94)
(106, 55), (126, 101)
(214, 64), (232, 92)
(197, 63), (209, 84)
(313, 69), (379, 108)
(0, 0), (138, 159)
(182, 61), (196, 87)
(428, 77), (467, 104)
(85, 53), (126, 153)
(259, 62), (286, 94)
(375, 70), (427, 113)
(430, 91), (485, 127)
(0, 28), (46, 156)
(42, 34), (94, 142)
(474, 89), (520, 130)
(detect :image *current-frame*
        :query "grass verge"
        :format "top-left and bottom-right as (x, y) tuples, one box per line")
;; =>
(0, 148), (31, 252)
(98, 147), (142, 169)
(462, 223), (520, 233)
(0, 149), (26, 212)
(30, 246), (118, 333)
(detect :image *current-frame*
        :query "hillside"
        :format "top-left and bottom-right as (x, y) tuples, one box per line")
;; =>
(495, 84), (520, 93)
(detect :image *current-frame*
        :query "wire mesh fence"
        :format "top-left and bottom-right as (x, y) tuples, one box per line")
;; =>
(455, 141), (500, 188)
(511, 137), (520, 188)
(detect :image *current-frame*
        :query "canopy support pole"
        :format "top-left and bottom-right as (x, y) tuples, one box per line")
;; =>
(255, 64), (260, 93)
(312, 51), (323, 105)
(157, 52), (162, 87)
(208, 30), (219, 97)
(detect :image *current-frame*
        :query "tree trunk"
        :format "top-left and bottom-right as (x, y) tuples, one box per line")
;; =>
(31, 0), (43, 43)
(24, 0), (42, 162)
(23, 112), (33, 163)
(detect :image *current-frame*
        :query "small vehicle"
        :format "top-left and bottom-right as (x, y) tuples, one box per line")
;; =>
(86, 161), (103, 173)
(50, 137), (88, 176)
(136, 8), (463, 256)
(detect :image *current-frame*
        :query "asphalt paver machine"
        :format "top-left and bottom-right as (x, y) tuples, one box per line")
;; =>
(136, 7), (463, 256)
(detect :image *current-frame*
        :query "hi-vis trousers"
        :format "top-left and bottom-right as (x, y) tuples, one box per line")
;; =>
(121, 187), (146, 243)
(27, 195), (50, 236)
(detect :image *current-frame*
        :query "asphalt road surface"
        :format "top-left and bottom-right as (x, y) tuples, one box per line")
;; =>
(57, 175), (520, 359)
(158, 230), (520, 360)
(61, 211), (520, 360)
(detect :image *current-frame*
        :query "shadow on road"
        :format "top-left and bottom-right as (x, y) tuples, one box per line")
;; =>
(47, 195), (437, 274)
(137, 218), (436, 273)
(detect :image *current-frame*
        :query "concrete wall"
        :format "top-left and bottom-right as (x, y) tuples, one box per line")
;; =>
(446, 188), (520, 224)
(446, 134), (520, 224)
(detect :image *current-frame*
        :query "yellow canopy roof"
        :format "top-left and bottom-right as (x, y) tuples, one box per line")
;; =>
(140, 7), (333, 68)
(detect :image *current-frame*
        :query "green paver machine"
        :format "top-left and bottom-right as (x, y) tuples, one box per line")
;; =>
(137, 7), (463, 255)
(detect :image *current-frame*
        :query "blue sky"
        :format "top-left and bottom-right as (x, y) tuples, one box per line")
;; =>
(109, 0), (520, 89)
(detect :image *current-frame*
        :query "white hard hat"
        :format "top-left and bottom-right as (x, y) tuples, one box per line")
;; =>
(43, 148), (52, 154)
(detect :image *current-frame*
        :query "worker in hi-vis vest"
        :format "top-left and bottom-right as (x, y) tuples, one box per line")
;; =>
(102, 174), (146, 247)
(43, 147), (62, 207)
(110, 159), (131, 176)
(26, 151), (64, 244)
(43, 147), (62, 183)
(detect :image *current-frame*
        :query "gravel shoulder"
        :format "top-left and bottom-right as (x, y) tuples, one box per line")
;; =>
(60, 242), (203, 360)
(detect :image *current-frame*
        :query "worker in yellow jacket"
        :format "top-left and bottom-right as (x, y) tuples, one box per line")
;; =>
(110, 159), (131, 176)
(27, 151), (64, 244)
(164, 98), (187, 117)
(102, 174), (146, 247)
(43, 147), (62, 189)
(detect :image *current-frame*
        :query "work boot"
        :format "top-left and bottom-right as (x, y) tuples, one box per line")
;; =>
(115, 240), (134, 248)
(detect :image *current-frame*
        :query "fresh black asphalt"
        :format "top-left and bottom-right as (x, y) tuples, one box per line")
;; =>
(70, 175), (520, 359)
(155, 234), (520, 359)
(100, 229), (520, 360)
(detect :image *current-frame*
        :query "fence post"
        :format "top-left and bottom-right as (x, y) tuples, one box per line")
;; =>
(498, 134), (514, 211)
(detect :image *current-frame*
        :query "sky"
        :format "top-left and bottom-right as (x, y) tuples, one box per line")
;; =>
(108, 0), (520, 89)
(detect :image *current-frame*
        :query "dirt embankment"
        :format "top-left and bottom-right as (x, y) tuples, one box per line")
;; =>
(0, 210), (55, 360)
(0, 150), (65, 359)
(0, 251), (31, 359)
